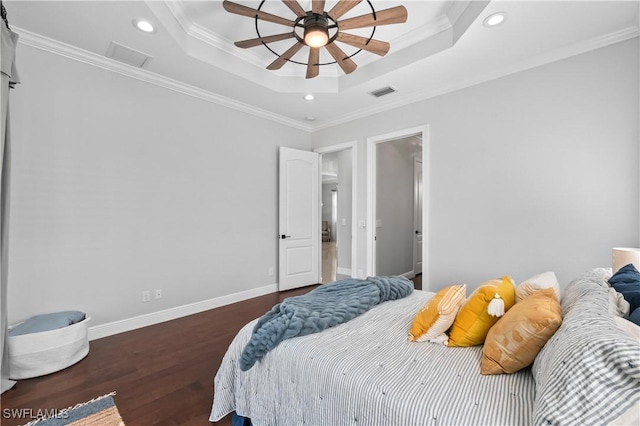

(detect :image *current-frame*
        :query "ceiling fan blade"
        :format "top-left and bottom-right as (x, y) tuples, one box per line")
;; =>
(281, 0), (307, 18)
(338, 5), (408, 30)
(328, 0), (363, 20)
(235, 32), (295, 49)
(312, 0), (326, 15)
(223, 0), (296, 27)
(306, 47), (320, 79)
(336, 33), (389, 56)
(324, 43), (357, 75)
(267, 41), (305, 70)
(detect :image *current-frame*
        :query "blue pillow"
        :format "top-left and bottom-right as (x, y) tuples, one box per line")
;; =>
(9, 311), (86, 336)
(628, 308), (640, 326)
(609, 263), (640, 313)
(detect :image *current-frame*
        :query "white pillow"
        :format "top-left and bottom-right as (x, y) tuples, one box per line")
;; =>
(516, 271), (561, 302)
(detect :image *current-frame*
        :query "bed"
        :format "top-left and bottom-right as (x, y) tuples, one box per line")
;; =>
(210, 268), (640, 425)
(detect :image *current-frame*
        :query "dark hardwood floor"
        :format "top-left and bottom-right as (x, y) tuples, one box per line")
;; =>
(1, 275), (421, 425)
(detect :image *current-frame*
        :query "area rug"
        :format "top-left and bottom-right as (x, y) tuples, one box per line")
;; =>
(22, 392), (124, 426)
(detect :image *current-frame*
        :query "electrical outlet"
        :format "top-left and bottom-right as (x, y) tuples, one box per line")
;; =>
(142, 290), (150, 302)
(268, 267), (274, 276)
(155, 289), (162, 299)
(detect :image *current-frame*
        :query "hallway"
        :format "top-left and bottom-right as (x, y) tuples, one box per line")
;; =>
(321, 242), (422, 289)
(321, 241), (349, 284)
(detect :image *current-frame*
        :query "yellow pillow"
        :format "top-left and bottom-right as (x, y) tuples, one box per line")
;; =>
(516, 271), (561, 302)
(408, 284), (466, 343)
(447, 276), (516, 347)
(481, 288), (562, 374)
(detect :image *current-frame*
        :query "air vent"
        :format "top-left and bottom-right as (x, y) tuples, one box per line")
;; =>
(370, 86), (397, 98)
(105, 42), (153, 68)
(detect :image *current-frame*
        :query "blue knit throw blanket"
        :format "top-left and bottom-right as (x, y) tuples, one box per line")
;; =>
(239, 275), (414, 371)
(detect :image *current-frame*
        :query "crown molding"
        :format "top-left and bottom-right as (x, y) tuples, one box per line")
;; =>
(186, 21), (341, 80)
(148, 0), (316, 87)
(164, 0), (267, 69)
(352, 14), (452, 70)
(151, 1), (485, 92)
(312, 25), (639, 131)
(167, 2), (460, 76)
(160, 1), (456, 85)
(392, 14), (452, 52)
(161, 0), (192, 34)
(14, 27), (312, 132)
(163, 0), (339, 81)
(12, 21), (638, 134)
(446, 0), (472, 26)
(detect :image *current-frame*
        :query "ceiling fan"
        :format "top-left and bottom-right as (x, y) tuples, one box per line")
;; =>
(223, 0), (408, 79)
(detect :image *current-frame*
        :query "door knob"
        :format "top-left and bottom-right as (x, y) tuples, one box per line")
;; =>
(281, 234), (292, 239)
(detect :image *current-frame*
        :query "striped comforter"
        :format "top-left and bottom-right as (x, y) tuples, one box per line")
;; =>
(211, 290), (535, 425)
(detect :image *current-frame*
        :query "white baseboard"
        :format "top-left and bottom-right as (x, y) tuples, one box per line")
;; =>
(88, 283), (278, 341)
(337, 267), (352, 276)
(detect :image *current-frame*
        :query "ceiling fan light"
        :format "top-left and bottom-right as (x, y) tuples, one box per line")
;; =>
(304, 26), (329, 48)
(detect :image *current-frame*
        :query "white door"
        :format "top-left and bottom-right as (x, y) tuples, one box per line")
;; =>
(279, 147), (320, 291)
(413, 158), (423, 275)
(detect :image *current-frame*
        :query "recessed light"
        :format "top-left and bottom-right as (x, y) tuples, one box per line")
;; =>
(305, 116), (316, 122)
(133, 19), (156, 34)
(483, 12), (507, 28)
(304, 94), (315, 101)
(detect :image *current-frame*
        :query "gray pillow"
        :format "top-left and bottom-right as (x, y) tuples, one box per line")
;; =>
(532, 268), (640, 425)
(9, 311), (86, 336)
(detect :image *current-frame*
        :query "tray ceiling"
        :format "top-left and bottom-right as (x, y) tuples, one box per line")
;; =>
(5, 1), (639, 129)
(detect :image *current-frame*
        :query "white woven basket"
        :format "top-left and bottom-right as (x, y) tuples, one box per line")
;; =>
(8, 317), (91, 380)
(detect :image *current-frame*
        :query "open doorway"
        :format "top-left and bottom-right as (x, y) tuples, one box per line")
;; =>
(367, 126), (428, 284)
(316, 142), (357, 284)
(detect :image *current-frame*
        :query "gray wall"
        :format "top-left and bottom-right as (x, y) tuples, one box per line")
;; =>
(376, 139), (415, 276)
(8, 44), (310, 327)
(337, 149), (352, 272)
(312, 39), (640, 291)
(7, 35), (639, 331)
